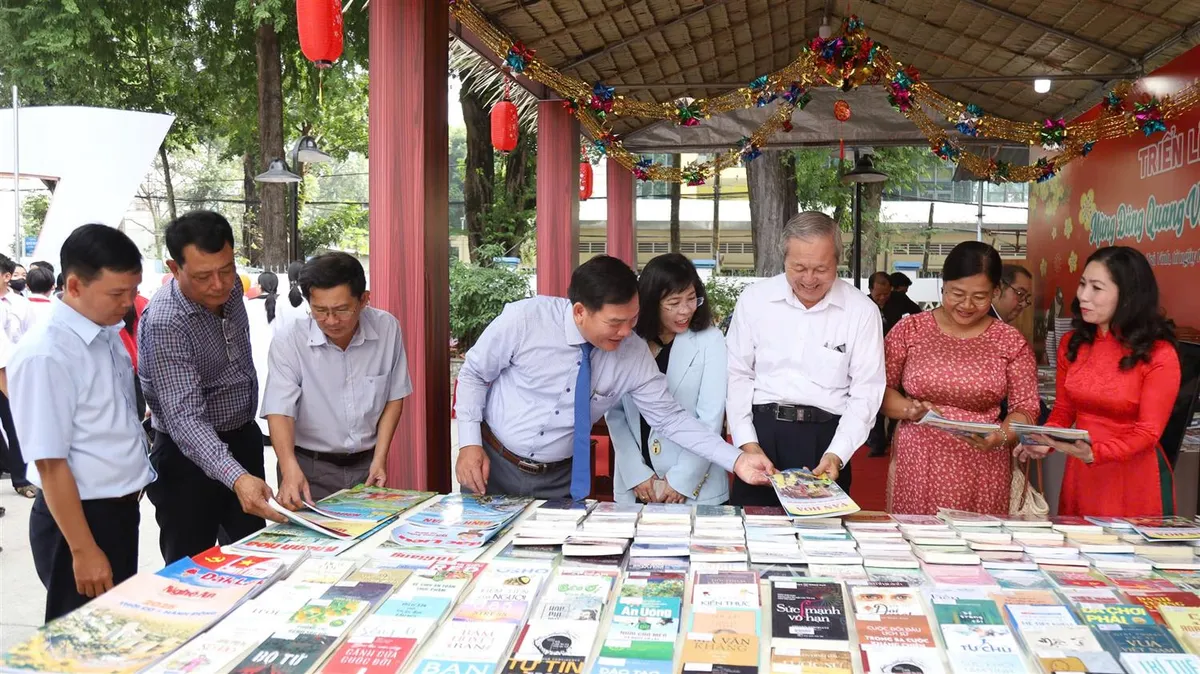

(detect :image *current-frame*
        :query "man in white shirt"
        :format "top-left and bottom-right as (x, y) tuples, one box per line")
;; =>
(25, 265), (55, 327)
(262, 252), (412, 505)
(455, 255), (777, 500)
(726, 211), (886, 505)
(0, 254), (32, 497)
(10, 224), (156, 621)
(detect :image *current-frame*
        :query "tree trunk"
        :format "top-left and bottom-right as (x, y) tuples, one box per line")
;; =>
(669, 154), (681, 253)
(922, 202), (934, 274)
(256, 20), (287, 271)
(712, 169), (721, 275)
(159, 144), (178, 221)
(460, 70), (495, 263)
(502, 131), (535, 253)
(242, 151), (261, 267)
(859, 180), (885, 277)
(747, 150), (797, 276)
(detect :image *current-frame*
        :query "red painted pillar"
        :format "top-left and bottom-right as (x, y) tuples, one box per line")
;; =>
(368, 0), (451, 492)
(536, 102), (581, 297)
(606, 161), (637, 268)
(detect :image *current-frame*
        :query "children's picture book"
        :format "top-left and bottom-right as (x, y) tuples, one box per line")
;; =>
(767, 469), (860, 519)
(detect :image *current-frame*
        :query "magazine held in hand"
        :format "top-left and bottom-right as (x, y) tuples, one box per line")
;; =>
(768, 468), (860, 519)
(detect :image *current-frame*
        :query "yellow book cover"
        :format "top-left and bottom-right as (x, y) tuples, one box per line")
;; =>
(680, 632), (759, 667)
(1160, 605), (1200, 655)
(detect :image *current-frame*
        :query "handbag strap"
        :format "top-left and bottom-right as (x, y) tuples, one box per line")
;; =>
(1017, 456), (1039, 510)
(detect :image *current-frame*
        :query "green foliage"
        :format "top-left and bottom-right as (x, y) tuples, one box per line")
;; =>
(450, 126), (467, 204)
(704, 276), (748, 327)
(21, 194), (50, 240)
(790, 147), (942, 222)
(300, 203), (367, 258)
(449, 261), (532, 350)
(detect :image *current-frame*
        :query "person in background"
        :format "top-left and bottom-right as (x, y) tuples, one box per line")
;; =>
(0, 254), (33, 498)
(11, 224), (155, 621)
(0, 309), (11, 527)
(726, 212), (886, 504)
(262, 253), (411, 504)
(454, 255), (777, 500)
(866, 271), (894, 457)
(1017, 246), (1180, 517)
(118, 294), (151, 420)
(991, 264), (1033, 323)
(606, 253), (730, 506)
(140, 211), (284, 564)
(883, 272), (922, 328)
(25, 266), (55, 326)
(54, 273), (65, 298)
(10, 264), (27, 296)
(257, 271), (280, 324)
(883, 242), (1038, 515)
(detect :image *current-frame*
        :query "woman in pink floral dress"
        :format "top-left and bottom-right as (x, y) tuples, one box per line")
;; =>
(883, 242), (1039, 515)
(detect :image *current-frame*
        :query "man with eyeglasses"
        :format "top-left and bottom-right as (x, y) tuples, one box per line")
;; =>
(140, 211), (285, 565)
(990, 264), (1033, 324)
(261, 252), (411, 506)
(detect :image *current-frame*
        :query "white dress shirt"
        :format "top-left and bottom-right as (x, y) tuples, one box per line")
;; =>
(26, 294), (54, 329)
(455, 296), (741, 472)
(261, 306), (413, 453)
(726, 275), (886, 466)
(0, 290), (32, 344)
(9, 301), (156, 500)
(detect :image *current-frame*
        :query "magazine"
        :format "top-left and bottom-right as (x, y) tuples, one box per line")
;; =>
(768, 468), (860, 519)
(916, 410), (1000, 438)
(388, 494), (532, 551)
(1127, 517), (1200, 541)
(1007, 423), (1091, 446)
(302, 485), (435, 522)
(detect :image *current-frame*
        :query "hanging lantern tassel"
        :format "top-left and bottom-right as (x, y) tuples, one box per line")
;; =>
(579, 162), (594, 200)
(834, 99), (852, 163)
(297, 0), (344, 69)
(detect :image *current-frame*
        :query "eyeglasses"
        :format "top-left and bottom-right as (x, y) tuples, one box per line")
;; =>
(1004, 282), (1032, 306)
(311, 306), (357, 321)
(663, 296), (705, 313)
(220, 317), (235, 362)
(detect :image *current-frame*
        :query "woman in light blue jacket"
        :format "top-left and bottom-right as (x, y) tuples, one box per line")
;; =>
(606, 253), (730, 505)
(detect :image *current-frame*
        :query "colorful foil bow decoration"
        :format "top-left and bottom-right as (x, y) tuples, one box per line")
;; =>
(1039, 118), (1067, 151)
(749, 76), (776, 107)
(675, 99), (702, 126)
(1134, 96), (1166, 137)
(1081, 141), (1095, 156)
(738, 137), (762, 164)
(844, 15), (865, 34)
(633, 156), (653, 181)
(1103, 90), (1125, 114)
(956, 103), (983, 137)
(781, 83), (812, 109)
(505, 42), (534, 73)
(589, 82), (615, 120)
(683, 167), (705, 186)
(782, 120), (794, 132)
(592, 132), (618, 156)
(561, 98), (579, 114)
(887, 67), (919, 113)
(933, 139), (960, 161)
(1035, 157), (1057, 183)
(989, 159), (1011, 184)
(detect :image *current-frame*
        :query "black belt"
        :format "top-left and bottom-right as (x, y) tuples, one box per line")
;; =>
(294, 446), (373, 467)
(481, 423), (571, 475)
(753, 403), (839, 424)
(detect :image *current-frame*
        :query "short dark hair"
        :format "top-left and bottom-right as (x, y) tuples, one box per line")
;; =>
(26, 266), (55, 294)
(1001, 264), (1032, 286)
(30, 260), (54, 275)
(0, 254), (15, 276)
(942, 241), (1002, 287)
(299, 252), (367, 301)
(60, 224), (142, 283)
(55, 273), (64, 291)
(888, 272), (912, 288)
(567, 255), (639, 311)
(634, 253), (712, 341)
(869, 271), (891, 289)
(165, 210), (235, 266)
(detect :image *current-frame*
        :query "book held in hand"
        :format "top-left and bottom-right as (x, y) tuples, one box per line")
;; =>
(916, 410), (1000, 438)
(767, 469), (860, 519)
(1007, 422), (1091, 446)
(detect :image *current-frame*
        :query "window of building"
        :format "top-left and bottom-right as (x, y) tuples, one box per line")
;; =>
(635, 153), (676, 198)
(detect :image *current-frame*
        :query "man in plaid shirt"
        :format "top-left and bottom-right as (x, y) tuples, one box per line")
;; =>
(139, 211), (285, 563)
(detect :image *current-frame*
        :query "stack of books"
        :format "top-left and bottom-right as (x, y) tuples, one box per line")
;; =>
(388, 494), (534, 555)
(681, 571), (761, 674)
(593, 572), (686, 674)
(769, 579), (853, 673)
(929, 589), (1027, 672)
(507, 568), (618, 672)
(690, 505), (748, 567)
(512, 499), (597, 546)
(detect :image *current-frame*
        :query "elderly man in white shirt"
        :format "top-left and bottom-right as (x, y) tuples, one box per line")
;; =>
(455, 255), (777, 500)
(726, 211), (886, 505)
(262, 252), (412, 506)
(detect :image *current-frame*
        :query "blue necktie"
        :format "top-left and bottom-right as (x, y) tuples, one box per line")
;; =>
(570, 343), (595, 501)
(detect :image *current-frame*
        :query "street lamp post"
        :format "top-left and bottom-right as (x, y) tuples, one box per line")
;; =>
(841, 150), (889, 289)
(254, 135), (331, 267)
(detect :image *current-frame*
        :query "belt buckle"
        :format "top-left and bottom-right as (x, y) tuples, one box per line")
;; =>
(516, 458), (546, 475)
(774, 405), (798, 423)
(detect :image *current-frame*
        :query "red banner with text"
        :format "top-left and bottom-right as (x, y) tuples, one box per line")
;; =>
(1028, 44), (1200, 343)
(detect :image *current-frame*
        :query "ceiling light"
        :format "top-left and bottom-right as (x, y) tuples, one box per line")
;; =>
(819, 18), (832, 39)
(1034, 78), (1051, 94)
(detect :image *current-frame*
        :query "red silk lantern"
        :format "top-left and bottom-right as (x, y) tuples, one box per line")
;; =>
(579, 162), (594, 200)
(834, 99), (852, 122)
(297, 0), (344, 69)
(491, 99), (519, 153)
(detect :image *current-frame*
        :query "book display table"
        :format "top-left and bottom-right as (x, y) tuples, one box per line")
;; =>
(6, 492), (1200, 674)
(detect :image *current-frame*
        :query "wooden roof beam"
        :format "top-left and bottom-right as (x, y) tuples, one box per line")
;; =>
(611, 73), (1134, 88)
(559, 0), (743, 72)
(448, 18), (553, 100)
(959, 0), (1140, 68)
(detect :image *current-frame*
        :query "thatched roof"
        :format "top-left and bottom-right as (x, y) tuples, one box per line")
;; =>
(461, 0), (1200, 149)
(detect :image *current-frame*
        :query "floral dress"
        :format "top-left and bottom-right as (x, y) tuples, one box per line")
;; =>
(885, 312), (1039, 515)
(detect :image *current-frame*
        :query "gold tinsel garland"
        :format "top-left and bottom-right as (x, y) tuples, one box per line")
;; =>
(450, 0), (1200, 184)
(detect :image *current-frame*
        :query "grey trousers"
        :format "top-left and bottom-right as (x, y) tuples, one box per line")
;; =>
(284, 449), (373, 501)
(474, 440), (572, 499)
